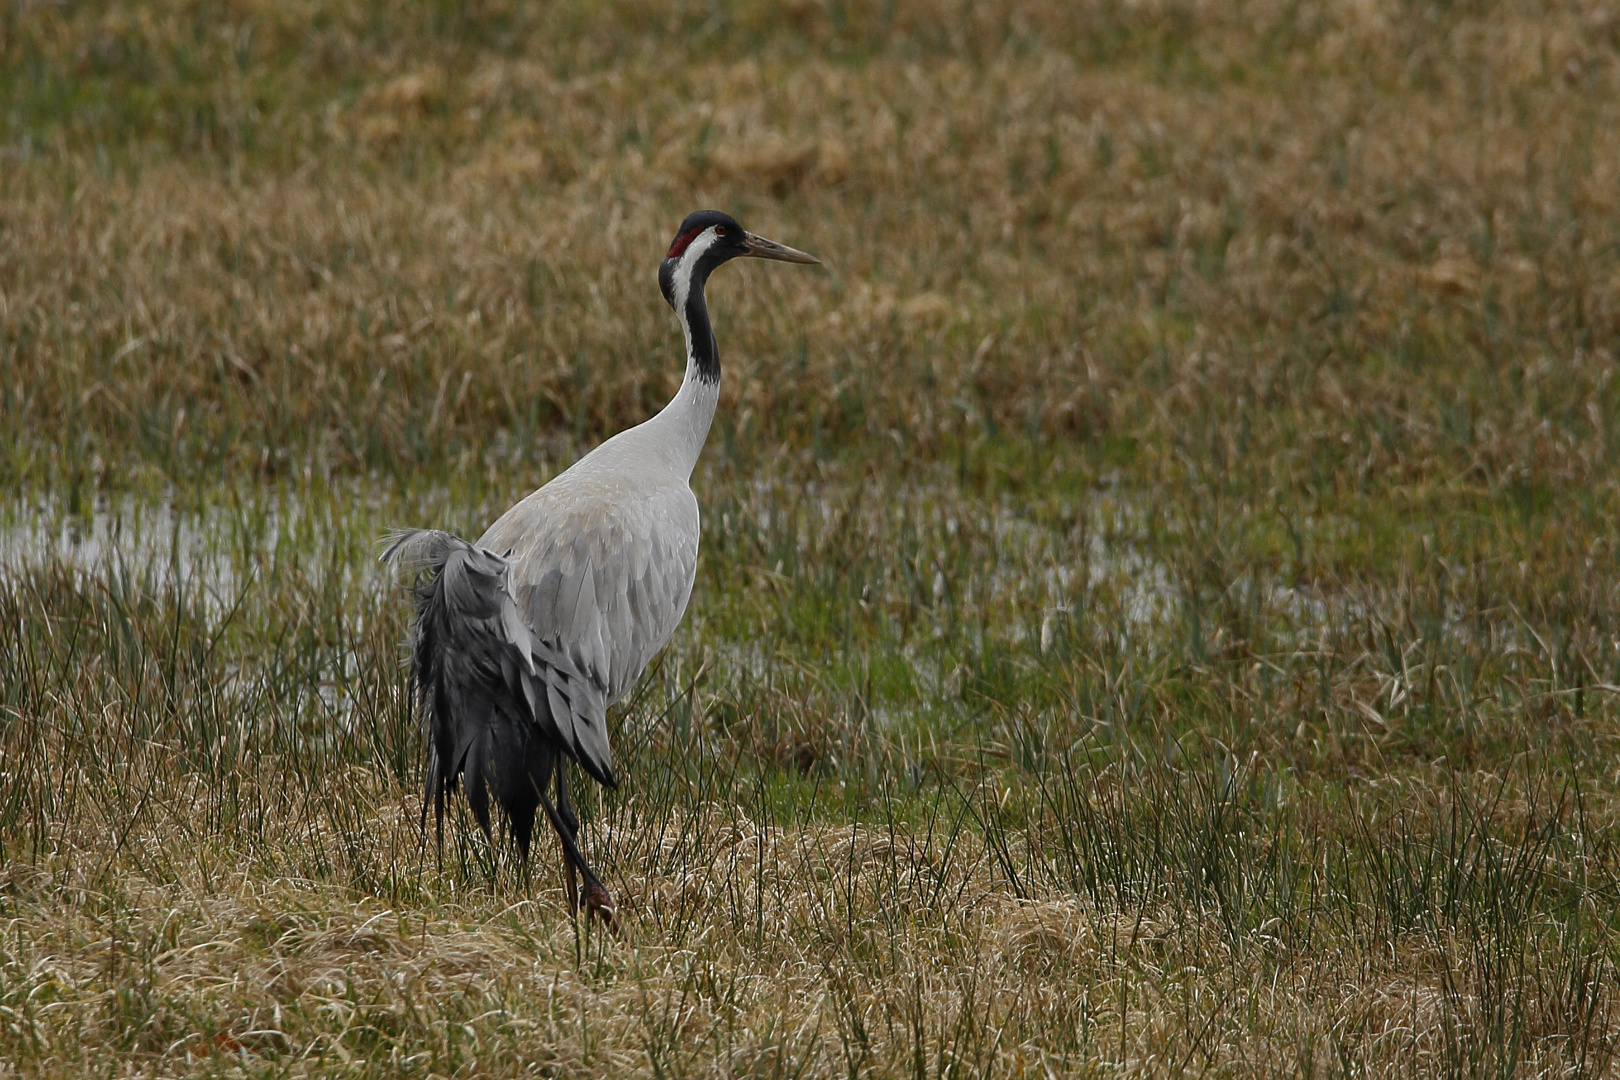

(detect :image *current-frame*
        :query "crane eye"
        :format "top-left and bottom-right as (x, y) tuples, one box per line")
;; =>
(715, 225), (727, 235)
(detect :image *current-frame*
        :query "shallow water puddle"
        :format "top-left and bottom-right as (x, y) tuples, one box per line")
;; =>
(0, 489), (404, 617)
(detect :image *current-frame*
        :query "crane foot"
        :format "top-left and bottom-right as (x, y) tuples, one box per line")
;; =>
(586, 882), (620, 936)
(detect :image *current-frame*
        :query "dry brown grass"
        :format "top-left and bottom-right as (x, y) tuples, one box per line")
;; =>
(8, 772), (1615, 1077)
(4, 0), (1620, 1075)
(3, 0), (1617, 492)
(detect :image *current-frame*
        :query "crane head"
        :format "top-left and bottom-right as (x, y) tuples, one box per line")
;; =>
(659, 210), (819, 310)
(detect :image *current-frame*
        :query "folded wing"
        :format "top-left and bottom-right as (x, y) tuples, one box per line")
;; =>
(480, 484), (701, 739)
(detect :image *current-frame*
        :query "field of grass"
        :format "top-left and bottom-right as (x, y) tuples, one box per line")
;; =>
(3, 0), (1620, 1074)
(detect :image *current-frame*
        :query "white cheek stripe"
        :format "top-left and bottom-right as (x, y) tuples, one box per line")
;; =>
(671, 228), (719, 314)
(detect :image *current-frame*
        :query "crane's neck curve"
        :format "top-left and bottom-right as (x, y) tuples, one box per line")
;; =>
(650, 237), (725, 478)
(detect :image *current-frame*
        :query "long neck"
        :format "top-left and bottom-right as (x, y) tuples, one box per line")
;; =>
(649, 270), (721, 478)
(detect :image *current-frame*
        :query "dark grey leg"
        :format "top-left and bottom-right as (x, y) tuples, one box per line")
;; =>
(538, 779), (619, 935)
(555, 767), (580, 913)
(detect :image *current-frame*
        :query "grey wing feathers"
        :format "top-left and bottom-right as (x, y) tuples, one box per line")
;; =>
(484, 489), (699, 708)
(527, 632), (614, 787)
(382, 529), (617, 853)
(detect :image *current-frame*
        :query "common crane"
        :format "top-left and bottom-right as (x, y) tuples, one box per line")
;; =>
(384, 211), (819, 930)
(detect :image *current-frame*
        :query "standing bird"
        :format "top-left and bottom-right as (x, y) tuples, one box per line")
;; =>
(383, 211), (819, 929)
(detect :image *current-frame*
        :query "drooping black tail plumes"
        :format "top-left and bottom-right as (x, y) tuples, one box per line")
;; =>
(383, 529), (554, 859)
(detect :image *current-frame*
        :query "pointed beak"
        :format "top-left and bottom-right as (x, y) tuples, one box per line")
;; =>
(741, 232), (820, 265)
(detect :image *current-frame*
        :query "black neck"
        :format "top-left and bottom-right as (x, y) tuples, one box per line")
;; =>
(683, 285), (720, 384)
(660, 255), (723, 385)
